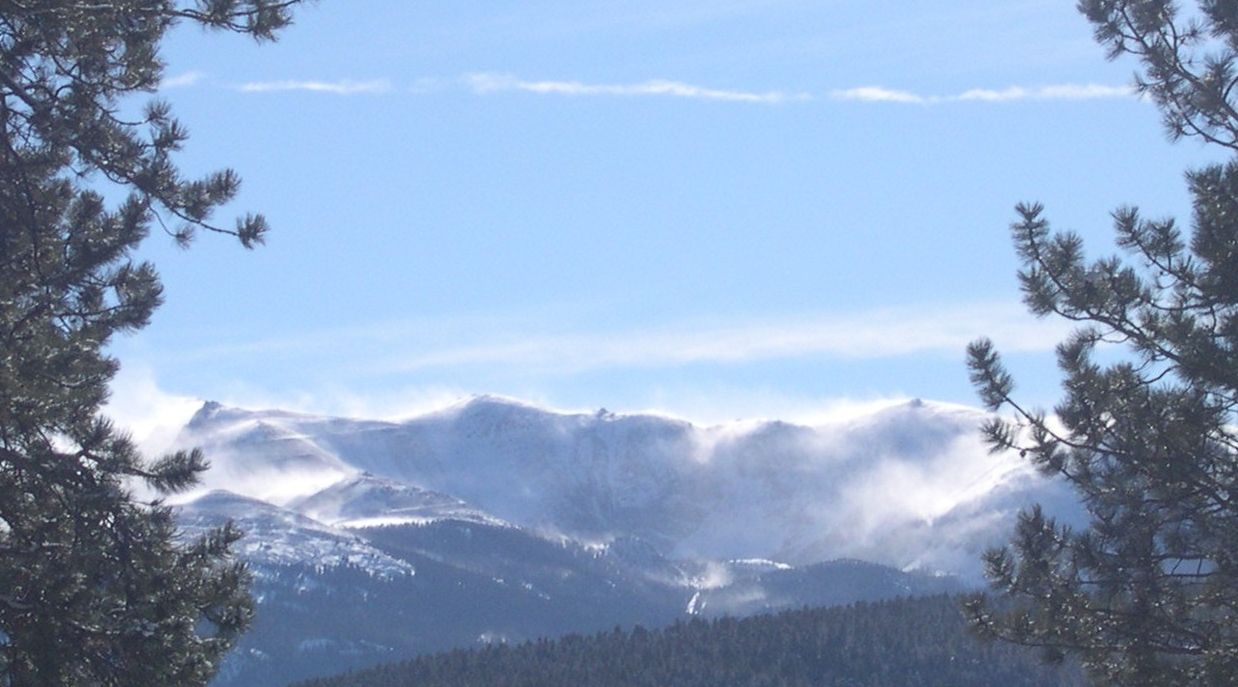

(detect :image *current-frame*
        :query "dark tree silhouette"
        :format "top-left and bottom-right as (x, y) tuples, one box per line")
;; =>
(967, 2), (1238, 685)
(0, 2), (314, 684)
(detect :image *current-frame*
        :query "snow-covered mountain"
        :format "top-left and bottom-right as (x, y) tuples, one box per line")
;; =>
(177, 395), (1076, 578)
(166, 395), (1083, 687)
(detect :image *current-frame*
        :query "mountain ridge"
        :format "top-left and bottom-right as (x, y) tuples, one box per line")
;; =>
(173, 394), (1071, 577)
(165, 394), (1083, 686)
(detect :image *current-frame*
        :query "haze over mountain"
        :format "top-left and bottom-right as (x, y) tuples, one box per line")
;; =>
(175, 395), (1078, 580)
(165, 395), (1084, 686)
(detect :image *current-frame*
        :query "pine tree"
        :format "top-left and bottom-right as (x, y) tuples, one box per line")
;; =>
(966, 1), (1238, 685)
(0, 2), (312, 684)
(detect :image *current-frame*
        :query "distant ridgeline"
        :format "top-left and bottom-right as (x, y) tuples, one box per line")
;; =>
(289, 595), (1079, 687)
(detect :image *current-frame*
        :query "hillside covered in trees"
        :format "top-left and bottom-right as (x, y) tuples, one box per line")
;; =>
(291, 595), (1079, 687)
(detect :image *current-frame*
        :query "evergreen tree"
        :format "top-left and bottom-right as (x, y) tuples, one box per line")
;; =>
(966, 1), (1238, 685)
(290, 596), (1078, 687)
(0, 2), (312, 684)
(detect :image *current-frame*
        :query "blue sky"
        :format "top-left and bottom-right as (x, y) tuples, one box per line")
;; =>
(106, 0), (1224, 435)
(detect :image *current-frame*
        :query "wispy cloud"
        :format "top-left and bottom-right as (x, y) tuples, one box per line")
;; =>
(104, 364), (205, 456)
(147, 301), (1068, 378)
(133, 300), (1068, 391)
(362, 301), (1069, 376)
(159, 71), (206, 89)
(237, 78), (393, 95)
(464, 73), (810, 103)
(831, 82), (1134, 104)
(423, 303), (1054, 373)
(206, 73), (1130, 106)
(829, 86), (924, 104)
(954, 83), (1134, 101)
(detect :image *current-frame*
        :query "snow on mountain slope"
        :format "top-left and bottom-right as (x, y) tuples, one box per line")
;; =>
(287, 472), (506, 529)
(177, 403), (357, 506)
(171, 395), (1081, 581)
(176, 490), (414, 579)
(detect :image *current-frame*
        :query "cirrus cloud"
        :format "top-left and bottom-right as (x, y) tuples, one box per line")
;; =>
(236, 78), (393, 95)
(831, 82), (1134, 104)
(159, 71), (207, 89)
(370, 301), (1070, 376)
(464, 73), (811, 103)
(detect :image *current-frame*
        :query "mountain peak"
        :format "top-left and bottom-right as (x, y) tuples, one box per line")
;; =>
(186, 400), (225, 428)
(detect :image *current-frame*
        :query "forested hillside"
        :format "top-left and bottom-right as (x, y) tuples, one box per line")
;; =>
(291, 595), (1078, 687)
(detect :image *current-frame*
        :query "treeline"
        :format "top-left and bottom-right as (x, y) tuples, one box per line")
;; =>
(290, 595), (1079, 687)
